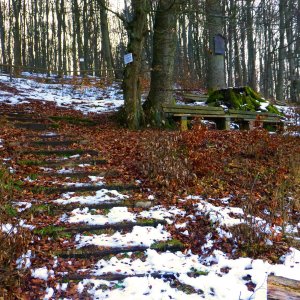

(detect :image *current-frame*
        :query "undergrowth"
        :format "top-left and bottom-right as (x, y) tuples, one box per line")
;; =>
(139, 126), (300, 259)
(0, 165), (31, 299)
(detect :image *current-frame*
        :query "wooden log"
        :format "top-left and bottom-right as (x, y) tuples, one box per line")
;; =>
(267, 275), (300, 300)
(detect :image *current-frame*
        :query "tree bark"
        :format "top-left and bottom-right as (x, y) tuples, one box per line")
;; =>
(246, 0), (257, 90)
(0, 2), (7, 68)
(122, 0), (148, 129)
(144, 0), (182, 126)
(98, 0), (115, 78)
(12, 0), (22, 75)
(276, 0), (285, 102)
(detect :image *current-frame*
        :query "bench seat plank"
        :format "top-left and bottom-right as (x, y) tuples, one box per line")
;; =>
(162, 104), (282, 130)
(163, 104), (224, 112)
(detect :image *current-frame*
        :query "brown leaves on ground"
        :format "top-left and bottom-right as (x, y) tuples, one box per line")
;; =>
(0, 100), (299, 297)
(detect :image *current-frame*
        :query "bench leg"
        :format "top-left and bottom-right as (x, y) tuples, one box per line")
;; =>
(216, 117), (230, 130)
(249, 120), (256, 130)
(180, 116), (188, 131)
(240, 121), (250, 130)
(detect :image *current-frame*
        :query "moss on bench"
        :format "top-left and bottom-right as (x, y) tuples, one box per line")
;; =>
(206, 86), (281, 115)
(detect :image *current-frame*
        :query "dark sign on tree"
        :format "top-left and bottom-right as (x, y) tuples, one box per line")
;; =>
(214, 34), (225, 55)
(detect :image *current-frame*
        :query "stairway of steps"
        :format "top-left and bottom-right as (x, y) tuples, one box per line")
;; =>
(2, 111), (195, 299)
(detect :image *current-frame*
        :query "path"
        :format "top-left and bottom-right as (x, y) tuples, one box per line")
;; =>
(2, 106), (195, 299)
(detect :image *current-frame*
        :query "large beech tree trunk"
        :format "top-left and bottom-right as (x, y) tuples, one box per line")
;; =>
(143, 0), (182, 127)
(122, 0), (147, 129)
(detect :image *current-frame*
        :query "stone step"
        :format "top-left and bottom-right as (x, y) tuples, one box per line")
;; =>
(14, 122), (57, 131)
(64, 272), (177, 282)
(7, 116), (45, 122)
(56, 240), (185, 259)
(30, 184), (139, 194)
(31, 134), (72, 139)
(38, 170), (115, 179)
(29, 200), (153, 217)
(34, 219), (166, 236)
(18, 158), (107, 167)
(28, 140), (80, 147)
(4, 113), (33, 118)
(21, 149), (99, 157)
(49, 116), (97, 126)
(57, 199), (153, 210)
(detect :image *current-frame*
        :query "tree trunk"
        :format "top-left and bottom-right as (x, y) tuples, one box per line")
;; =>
(206, 0), (226, 90)
(122, 0), (147, 129)
(12, 0), (22, 75)
(143, 0), (182, 126)
(73, 0), (84, 76)
(56, 0), (63, 76)
(276, 0), (285, 102)
(246, 0), (257, 90)
(98, 0), (115, 78)
(0, 2), (7, 68)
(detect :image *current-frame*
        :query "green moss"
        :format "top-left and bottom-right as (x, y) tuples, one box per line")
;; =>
(266, 105), (282, 115)
(244, 96), (255, 111)
(82, 228), (115, 236)
(244, 86), (262, 101)
(29, 204), (54, 215)
(34, 225), (67, 237)
(151, 239), (185, 251)
(206, 91), (224, 106)
(18, 160), (43, 166)
(50, 123), (60, 129)
(4, 204), (18, 217)
(189, 267), (209, 276)
(206, 86), (282, 115)
(228, 89), (242, 108)
(28, 173), (39, 180)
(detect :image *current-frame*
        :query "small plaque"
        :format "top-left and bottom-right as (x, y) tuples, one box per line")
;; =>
(124, 53), (133, 65)
(79, 58), (85, 62)
(214, 34), (225, 55)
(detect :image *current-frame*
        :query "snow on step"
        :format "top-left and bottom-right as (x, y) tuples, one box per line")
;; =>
(62, 205), (185, 226)
(63, 207), (136, 225)
(92, 249), (206, 276)
(78, 276), (201, 300)
(54, 188), (128, 205)
(75, 224), (170, 248)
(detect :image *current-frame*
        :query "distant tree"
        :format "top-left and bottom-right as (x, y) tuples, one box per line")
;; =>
(246, 0), (257, 90)
(98, 0), (115, 78)
(0, 2), (7, 68)
(12, 0), (22, 75)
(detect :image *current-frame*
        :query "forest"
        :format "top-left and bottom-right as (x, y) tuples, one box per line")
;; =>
(0, 0), (299, 126)
(0, 0), (299, 299)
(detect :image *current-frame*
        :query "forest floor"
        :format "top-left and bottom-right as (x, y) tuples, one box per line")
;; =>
(0, 74), (299, 299)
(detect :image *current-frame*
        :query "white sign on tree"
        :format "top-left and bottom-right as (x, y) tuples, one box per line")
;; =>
(124, 53), (133, 65)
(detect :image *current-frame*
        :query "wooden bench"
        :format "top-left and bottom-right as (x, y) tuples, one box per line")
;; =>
(162, 104), (283, 131)
(227, 109), (283, 130)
